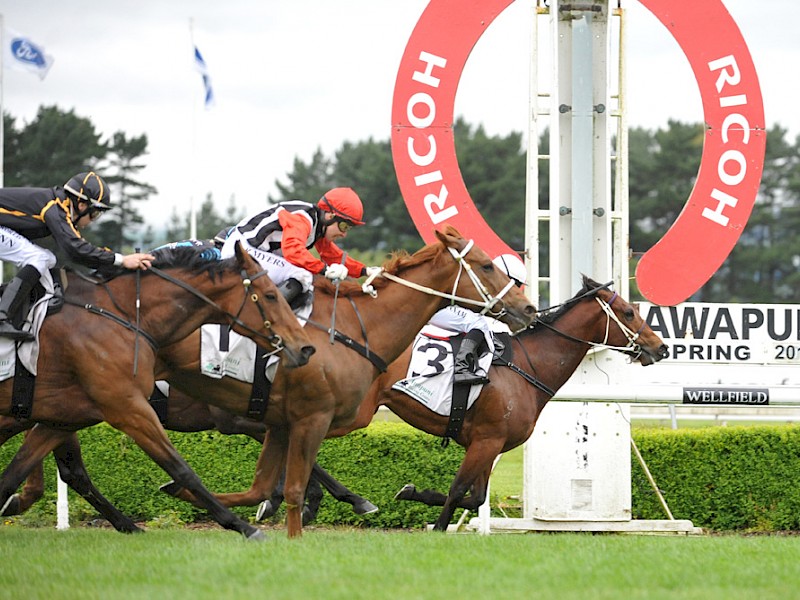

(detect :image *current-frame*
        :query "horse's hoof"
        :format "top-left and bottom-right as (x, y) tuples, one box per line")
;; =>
(245, 528), (267, 542)
(159, 480), (184, 497)
(0, 494), (20, 516)
(255, 500), (276, 522)
(301, 506), (314, 526)
(353, 500), (379, 515)
(394, 484), (416, 501)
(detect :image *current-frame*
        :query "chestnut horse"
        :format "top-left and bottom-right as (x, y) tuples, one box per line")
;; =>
(1, 227), (536, 537)
(326, 276), (669, 531)
(0, 243), (314, 540)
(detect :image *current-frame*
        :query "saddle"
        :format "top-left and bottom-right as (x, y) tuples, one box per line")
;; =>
(0, 267), (66, 326)
(1, 268), (66, 420)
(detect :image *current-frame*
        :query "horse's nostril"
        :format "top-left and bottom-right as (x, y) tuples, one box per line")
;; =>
(302, 346), (316, 359)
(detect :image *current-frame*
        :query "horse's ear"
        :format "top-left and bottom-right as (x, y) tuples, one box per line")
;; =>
(434, 225), (463, 246)
(233, 241), (250, 267)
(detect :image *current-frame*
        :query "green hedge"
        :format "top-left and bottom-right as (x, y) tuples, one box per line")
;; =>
(0, 422), (465, 529)
(632, 425), (800, 531)
(3, 422), (800, 531)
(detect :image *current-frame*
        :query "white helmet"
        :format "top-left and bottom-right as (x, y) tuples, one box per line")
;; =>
(492, 253), (527, 287)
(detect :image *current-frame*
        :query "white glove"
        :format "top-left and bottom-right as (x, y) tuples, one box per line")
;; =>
(324, 263), (348, 281)
(364, 266), (383, 277)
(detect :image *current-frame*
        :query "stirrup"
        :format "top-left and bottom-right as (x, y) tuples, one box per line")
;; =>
(453, 370), (489, 386)
(0, 320), (34, 342)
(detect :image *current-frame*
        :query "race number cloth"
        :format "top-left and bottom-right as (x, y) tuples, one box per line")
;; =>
(200, 324), (279, 384)
(0, 270), (55, 381)
(391, 325), (492, 416)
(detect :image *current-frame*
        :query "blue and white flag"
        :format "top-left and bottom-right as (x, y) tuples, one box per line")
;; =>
(3, 28), (53, 80)
(193, 45), (214, 109)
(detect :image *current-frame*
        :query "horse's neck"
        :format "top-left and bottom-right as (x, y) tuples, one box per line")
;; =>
(346, 275), (453, 364)
(521, 302), (604, 391)
(105, 271), (230, 346)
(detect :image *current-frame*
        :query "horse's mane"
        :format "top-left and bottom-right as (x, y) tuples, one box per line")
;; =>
(313, 241), (448, 297)
(534, 274), (607, 326)
(149, 242), (235, 280)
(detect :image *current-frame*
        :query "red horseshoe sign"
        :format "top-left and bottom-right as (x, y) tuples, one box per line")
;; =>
(391, 0), (765, 306)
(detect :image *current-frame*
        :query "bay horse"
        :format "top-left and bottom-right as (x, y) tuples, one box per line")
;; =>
(325, 276), (669, 531)
(1, 227), (536, 537)
(0, 242), (314, 540)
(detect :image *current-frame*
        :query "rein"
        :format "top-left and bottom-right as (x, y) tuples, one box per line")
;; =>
(64, 263), (286, 354)
(63, 297), (159, 351)
(302, 298), (388, 372)
(534, 288), (645, 358)
(147, 265), (285, 351)
(360, 239), (514, 319)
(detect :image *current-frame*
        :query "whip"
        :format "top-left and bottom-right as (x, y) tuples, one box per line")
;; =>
(133, 247), (142, 376)
(330, 252), (346, 344)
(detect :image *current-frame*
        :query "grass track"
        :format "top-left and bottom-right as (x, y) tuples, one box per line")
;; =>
(2, 527), (799, 599)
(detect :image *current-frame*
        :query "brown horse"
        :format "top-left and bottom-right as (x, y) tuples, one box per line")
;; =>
(1, 227), (536, 537)
(325, 276), (669, 531)
(0, 242), (314, 540)
(156, 227), (536, 536)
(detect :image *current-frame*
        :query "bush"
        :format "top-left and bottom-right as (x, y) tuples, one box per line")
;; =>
(631, 425), (800, 531)
(3, 422), (800, 531)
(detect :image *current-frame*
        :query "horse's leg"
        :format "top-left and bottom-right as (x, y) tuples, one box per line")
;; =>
(50, 432), (142, 533)
(302, 473), (322, 525)
(254, 469), (286, 522)
(164, 424), (289, 512)
(0, 425), (72, 516)
(105, 404), (264, 540)
(283, 413), (332, 538)
(311, 463), (378, 515)
(395, 440), (504, 532)
(0, 419), (43, 515)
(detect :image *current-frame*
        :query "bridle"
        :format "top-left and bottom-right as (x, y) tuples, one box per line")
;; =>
(535, 284), (647, 360)
(71, 264), (287, 355)
(359, 239), (515, 318)
(148, 265), (286, 354)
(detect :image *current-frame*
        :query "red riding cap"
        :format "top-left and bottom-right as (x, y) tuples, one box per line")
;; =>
(317, 187), (365, 226)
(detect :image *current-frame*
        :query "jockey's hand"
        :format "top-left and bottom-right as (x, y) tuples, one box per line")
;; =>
(324, 263), (348, 281)
(362, 266), (383, 278)
(122, 252), (155, 271)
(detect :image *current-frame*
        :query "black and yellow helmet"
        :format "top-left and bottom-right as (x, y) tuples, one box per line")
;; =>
(64, 171), (111, 212)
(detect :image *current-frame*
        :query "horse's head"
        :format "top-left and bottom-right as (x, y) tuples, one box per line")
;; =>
(228, 242), (316, 368)
(587, 277), (668, 366)
(433, 226), (537, 332)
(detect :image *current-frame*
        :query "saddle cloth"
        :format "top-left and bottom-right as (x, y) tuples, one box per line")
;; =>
(200, 323), (279, 384)
(390, 325), (492, 417)
(0, 271), (55, 382)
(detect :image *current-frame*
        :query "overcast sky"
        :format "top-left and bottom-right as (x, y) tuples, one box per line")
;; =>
(1, 0), (797, 239)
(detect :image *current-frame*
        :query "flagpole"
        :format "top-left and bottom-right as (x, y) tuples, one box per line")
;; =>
(188, 18), (197, 240)
(1, 16), (6, 285)
(1, 14), (6, 189)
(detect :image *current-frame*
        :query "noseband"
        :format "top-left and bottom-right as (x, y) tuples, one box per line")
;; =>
(149, 265), (285, 353)
(360, 239), (514, 318)
(536, 285), (646, 359)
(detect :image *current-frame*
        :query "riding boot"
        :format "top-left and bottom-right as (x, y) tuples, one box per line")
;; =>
(452, 329), (489, 386)
(47, 268), (65, 312)
(277, 278), (307, 311)
(0, 265), (41, 342)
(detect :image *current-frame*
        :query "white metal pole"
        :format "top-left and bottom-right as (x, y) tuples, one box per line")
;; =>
(189, 19), (198, 240)
(0, 14), (5, 190)
(56, 472), (69, 529)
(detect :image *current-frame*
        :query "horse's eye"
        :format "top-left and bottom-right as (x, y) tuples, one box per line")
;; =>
(624, 309), (635, 321)
(482, 263), (494, 272)
(266, 293), (278, 302)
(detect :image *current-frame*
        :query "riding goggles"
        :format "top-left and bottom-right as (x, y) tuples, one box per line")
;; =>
(336, 219), (354, 233)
